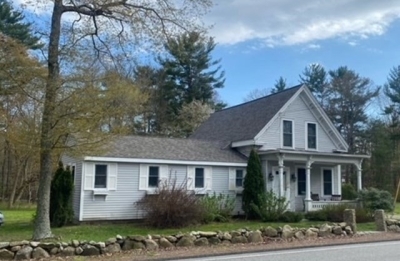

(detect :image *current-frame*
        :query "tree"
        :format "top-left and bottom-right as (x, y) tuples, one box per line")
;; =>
(326, 66), (379, 154)
(299, 63), (328, 106)
(242, 149), (265, 219)
(271, 76), (286, 94)
(0, 0), (42, 49)
(32, 0), (212, 240)
(50, 162), (74, 227)
(159, 31), (225, 129)
(243, 88), (269, 102)
(172, 100), (213, 138)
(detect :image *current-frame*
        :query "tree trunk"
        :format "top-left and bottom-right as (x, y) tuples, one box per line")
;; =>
(33, 1), (63, 240)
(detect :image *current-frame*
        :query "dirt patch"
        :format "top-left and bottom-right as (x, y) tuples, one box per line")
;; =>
(44, 232), (400, 261)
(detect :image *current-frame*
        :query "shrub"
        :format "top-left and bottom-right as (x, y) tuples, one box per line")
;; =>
(304, 209), (327, 221)
(242, 149), (265, 219)
(250, 190), (288, 222)
(49, 162), (74, 227)
(199, 192), (235, 223)
(136, 179), (204, 228)
(279, 211), (304, 223)
(358, 187), (394, 215)
(304, 204), (373, 223)
(342, 183), (358, 200)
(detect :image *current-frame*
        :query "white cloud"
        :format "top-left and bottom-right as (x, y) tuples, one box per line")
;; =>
(207, 0), (400, 46)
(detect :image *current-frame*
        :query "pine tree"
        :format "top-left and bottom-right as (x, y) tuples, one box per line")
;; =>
(0, 0), (42, 49)
(271, 76), (287, 94)
(159, 31), (225, 126)
(242, 149), (265, 219)
(50, 162), (74, 227)
(299, 63), (328, 106)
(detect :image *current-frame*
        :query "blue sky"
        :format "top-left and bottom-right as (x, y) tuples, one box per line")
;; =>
(14, 0), (400, 108)
(204, 0), (400, 107)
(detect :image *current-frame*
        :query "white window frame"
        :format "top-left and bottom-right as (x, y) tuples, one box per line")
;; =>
(235, 169), (245, 188)
(94, 164), (108, 189)
(281, 119), (294, 149)
(83, 162), (117, 193)
(229, 167), (246, 191)
(187, 166), (212, 193)
(139, 164), (168, 192)
(321, 168), (333, 196)
(306, 121), (318, 150)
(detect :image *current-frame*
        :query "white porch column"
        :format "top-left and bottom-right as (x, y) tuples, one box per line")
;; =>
(304, 156), (314, 212)
(337, 164), (342, 195)
(356, 160), (363, 191)
(278, 154), (285, 198)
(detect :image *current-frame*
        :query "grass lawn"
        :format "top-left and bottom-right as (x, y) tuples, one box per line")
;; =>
(0, 207), (377, 242)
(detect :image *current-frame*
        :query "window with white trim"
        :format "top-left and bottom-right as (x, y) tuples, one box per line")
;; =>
(307, 123), (317, 149)
(94, 164), (107, 188)
(195, 168), (204, 188)
(323, 169), (332, 195)
(236, 169), (244, 188)
(283, 120), (293, 147)
(297, 168), (306, 196)
(148, 166), (159, 188)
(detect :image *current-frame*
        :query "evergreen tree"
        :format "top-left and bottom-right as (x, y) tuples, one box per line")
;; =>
(271, 76), (286, 94)
(50, 162), (74, 227)
(326, 66), (379, 154)
(299, 63), (328, 106)
(159, 31), (225, 124)
(0, 0), (42, 49)
(242, 149), (265, 219)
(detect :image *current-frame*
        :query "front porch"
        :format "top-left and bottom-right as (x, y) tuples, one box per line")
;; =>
(259, 149), (369, 212)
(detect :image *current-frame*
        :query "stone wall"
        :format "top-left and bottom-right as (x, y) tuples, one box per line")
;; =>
(386, 219), (400, 232)
(0, 223), (355, 260)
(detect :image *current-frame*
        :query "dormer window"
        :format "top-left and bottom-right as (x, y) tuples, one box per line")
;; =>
(307, 122), (317, 150)
(283, 120), (293, 148)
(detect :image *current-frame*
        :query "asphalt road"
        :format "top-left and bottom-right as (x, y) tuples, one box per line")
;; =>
(177, 241), (400, 261)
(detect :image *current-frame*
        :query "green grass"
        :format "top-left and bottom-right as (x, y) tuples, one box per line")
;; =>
(394, 203), (400, 215)
(0, 207), (377, 242)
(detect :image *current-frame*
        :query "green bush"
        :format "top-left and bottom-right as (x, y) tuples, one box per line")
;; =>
(304, 209), (327, 221)
(358, 187), (394, 215)
(199, 192), (235, 223)
(250, 190), (288, 222)
(279, 211), (304, 223)
(49, 162), (74, 227)
(304, 204), (373, 223)
(242, 149), (265, 219)
(342, 183), (358, 200)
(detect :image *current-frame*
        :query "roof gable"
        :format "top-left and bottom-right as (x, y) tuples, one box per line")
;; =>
(190, 85), (303, 142)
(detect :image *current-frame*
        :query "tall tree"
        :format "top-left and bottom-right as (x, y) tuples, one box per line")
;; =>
(271, 76), (286, 94)
(31, 0), (212, 240)
(326, 66), (379, 154)
(299, 63), (328, 106)
(159, 31), (225, 129)
(0, 0), (42, 49)
(242, 149), (265, 219)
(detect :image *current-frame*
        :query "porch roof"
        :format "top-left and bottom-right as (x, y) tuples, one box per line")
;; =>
(258, 149), (369, 165)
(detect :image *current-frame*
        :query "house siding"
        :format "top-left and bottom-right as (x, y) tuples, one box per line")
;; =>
(61, 155), (82, 221)
(256, 93), (339, 152)
(78, 162), (244, 221)
(81, 163), (146, 221)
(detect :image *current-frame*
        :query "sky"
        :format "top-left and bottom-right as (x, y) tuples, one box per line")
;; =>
(205, 0), (400, 106)
(13, 0), (400, 107)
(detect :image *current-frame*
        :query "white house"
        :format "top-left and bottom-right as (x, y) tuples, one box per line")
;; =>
(63, 84), (369, 222)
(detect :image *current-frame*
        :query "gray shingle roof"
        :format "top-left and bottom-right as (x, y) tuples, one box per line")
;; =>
(190, 85), (303, 142)
(99, 136), (247, 163)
